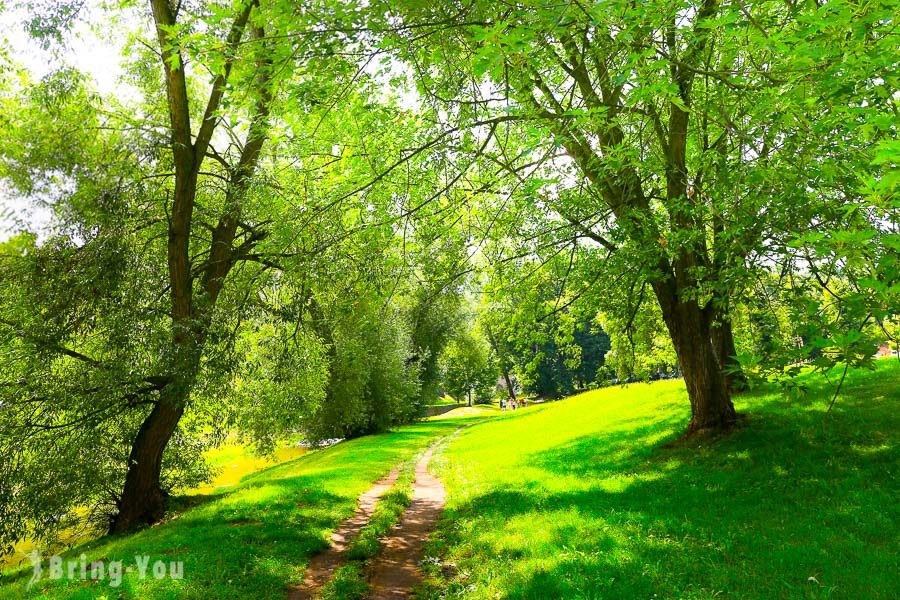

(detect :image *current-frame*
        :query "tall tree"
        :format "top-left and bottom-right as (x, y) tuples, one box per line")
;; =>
(109, 0), (276, 532)
(0, 0), (394, 540)
(382, 0), (896, 432)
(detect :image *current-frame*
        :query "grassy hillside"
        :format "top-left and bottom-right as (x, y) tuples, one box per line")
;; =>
(1, 365), (895, 599)
(0, 413), (486, 599)
(423, 361), (899, 599)
(0, 440), (308, 572)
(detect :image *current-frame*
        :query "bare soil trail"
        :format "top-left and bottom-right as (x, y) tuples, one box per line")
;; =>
(287, 467), (401, 600)
(366, 442), (447, 599)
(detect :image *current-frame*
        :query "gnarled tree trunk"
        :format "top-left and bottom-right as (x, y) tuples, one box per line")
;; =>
(110, 390), (186, 532)
(653, 280), (737, 433)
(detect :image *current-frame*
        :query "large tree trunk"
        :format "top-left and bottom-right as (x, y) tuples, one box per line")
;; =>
(110, 389), (186, 532)
(653, 282), (737, 434)
(109, 0), (270, 534)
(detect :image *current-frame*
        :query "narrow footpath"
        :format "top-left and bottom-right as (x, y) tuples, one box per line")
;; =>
(288, 467), (401, 600)
(289, 433), (455, 599)
(366, 441), (447, 598)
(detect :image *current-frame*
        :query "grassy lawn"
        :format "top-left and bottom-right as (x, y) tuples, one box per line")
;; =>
(2, 364), (895, 599)
(0, 440), (309, 572)
(422, 360), (899, 599)
(430, 404), (501, 420)
(0, 415), (483, 599)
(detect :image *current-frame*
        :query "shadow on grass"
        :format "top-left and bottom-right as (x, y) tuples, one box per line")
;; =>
(431, 376), (899, 599)
(1, 417), (479, 599)
(1, 476), (347, 596)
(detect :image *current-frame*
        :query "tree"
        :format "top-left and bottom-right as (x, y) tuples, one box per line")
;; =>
(300, 255), (422, 440)
(0, 0), (406, 541)
(482, 320), (517, 402)
(441, 328), (496, 406)
(102, 0), (273, 532)
(382, 0), (897, 432)
(478, 256), (611, 398)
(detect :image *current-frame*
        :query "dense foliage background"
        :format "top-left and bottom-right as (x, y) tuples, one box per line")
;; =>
(0, 0), (896, 556)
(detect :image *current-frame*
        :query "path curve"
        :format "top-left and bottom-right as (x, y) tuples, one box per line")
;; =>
(367, 442), (447, 598)
(288, 467), (401, 600)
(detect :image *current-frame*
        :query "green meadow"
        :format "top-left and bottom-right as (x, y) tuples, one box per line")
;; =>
(1, 363), (896, 599)
(423, 361), (899, 599)
(0, 414), (485, 599)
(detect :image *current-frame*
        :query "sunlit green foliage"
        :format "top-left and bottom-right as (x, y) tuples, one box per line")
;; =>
(440, 326), (496, 406)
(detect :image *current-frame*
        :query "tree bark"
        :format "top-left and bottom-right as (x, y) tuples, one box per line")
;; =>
(110, 388), (186, 531)
(653, 281), (737, 433)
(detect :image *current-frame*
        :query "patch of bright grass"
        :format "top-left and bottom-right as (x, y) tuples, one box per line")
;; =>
(320, 562), (369, 600)
(429, 403), (500, 420)
(421, 361), (899, 599)
(0, 416), (484, 599)
(428, 395), (463, 407)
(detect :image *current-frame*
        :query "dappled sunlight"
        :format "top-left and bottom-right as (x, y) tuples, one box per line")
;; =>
(849, 442), (892, 456)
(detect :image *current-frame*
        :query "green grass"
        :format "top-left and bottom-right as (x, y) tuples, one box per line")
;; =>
(320, 562), (368, 600)
(421, 360), (899, 599)
(0, 415), (482, 599)
(428, 395), (463, 407)
(0, 439), (309, 572)
(3, 364), (896, 599)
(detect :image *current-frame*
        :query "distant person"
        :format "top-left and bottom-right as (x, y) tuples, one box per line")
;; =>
(500, 399), (506, 410)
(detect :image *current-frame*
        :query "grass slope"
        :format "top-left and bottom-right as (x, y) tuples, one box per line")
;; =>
(423, 361), (899, 599)
(0, 415), (484, 599)
(0, 440), (308, 572)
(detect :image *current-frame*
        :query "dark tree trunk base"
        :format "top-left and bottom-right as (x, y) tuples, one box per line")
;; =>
(109, 491), (169, 533)
(685, 409), (744, 438)
(659, 413), (749, 449)
(110, 393), (185, 533)
(653, 280), (737, 436)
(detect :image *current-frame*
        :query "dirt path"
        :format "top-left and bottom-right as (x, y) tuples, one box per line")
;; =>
(367, 441), (447, 599)
(288, 467), (401, 600)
